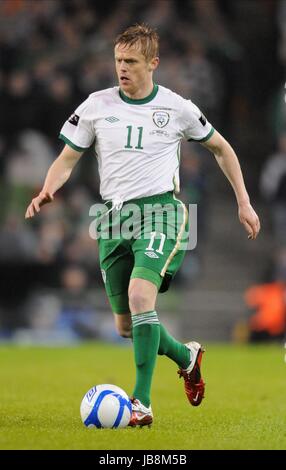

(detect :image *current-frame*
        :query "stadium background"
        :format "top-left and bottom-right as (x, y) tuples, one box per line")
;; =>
(0, 0), (285, 344)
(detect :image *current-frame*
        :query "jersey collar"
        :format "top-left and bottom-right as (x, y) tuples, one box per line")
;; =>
(119, 83), (159, 105)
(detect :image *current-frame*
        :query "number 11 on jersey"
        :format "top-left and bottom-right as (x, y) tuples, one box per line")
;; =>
(125, 125), (144, 150)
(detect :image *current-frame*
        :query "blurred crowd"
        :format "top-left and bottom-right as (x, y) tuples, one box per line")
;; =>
(0, 0), (285, 338)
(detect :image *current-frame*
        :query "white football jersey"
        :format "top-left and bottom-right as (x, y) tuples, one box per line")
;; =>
(59, 84), (214, 202)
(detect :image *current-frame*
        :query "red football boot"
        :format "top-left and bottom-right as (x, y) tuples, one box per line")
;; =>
(178, 341), (205, 406)
(128, 398), (153, 427)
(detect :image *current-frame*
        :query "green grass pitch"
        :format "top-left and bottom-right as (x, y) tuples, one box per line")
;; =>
(0, 342), (285, 450)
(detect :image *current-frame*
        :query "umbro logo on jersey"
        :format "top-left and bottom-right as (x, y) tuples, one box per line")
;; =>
(144, 251), (159, 259)
(68, 113), (79, 126)
(105, 116), (120, 123)
(153, 111), (170, 128)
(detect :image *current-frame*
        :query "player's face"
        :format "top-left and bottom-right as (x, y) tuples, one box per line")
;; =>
(114, 43), (158, 95)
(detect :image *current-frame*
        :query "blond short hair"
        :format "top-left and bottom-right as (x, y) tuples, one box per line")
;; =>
(114, 23), (159, 62)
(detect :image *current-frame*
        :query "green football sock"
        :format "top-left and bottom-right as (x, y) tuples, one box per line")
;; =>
(131, 310), (160, 408)
(158, 323), (190, 369)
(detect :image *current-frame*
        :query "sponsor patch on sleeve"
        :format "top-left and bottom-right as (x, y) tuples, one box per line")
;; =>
(199, 114), (206, 126)
(68, 113), (80, 126)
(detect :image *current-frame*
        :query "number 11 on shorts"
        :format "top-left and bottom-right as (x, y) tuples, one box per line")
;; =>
(146, 231), (166, 255)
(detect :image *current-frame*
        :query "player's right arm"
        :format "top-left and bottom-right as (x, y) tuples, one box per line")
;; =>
(25, 144), (83, 219)
(25, 94), (95, 219)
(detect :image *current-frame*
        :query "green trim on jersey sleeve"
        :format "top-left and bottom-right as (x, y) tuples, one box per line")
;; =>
(119, 83), (159, 105)
(188, 126), (215, 143)
(59, 133), (89, 152)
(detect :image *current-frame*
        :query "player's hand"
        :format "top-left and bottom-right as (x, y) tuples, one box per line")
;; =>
(238, 202), (260, 240)
(25, 191), (54, 219)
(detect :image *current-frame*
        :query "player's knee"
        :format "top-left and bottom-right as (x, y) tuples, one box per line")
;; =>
(128, 288), (150, 313)
(114, 316), (132, 338)
(117, 325), (132, 338)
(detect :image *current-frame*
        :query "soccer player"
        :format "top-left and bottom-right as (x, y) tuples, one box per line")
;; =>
(25, 24), (260, 427)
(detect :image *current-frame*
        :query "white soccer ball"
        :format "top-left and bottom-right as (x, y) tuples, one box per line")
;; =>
(80, 384), (132, 429)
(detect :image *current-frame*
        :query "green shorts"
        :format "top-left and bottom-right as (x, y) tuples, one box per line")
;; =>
(97, 191), (189, 313)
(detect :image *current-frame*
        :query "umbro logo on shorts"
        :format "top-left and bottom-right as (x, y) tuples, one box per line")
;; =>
(144, 251), (159, 259)
(105, 116), (120, 123)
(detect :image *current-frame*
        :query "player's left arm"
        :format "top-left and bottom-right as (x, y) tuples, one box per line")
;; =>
(202, 129), (261, 240)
